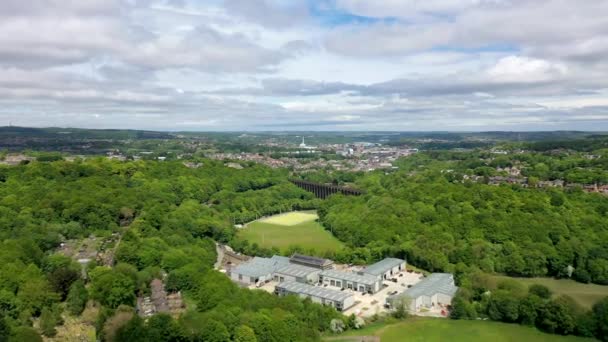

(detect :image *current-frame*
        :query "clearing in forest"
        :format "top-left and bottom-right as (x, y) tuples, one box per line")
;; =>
(492, 275), (608, 309)
(258, 211), (319, 226)
(238, 211), (344, 253)
(330, 318), (594, 342)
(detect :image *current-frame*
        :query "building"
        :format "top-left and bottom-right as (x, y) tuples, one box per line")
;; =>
(360, 258), (406, 280)
(228, 255), (289, 285)
(387, 273), (458, 311)
(319, 269), (381, 294)
(290, 253), (334, 270)
(273, 264), (321, 284)
(275, 281), (355, 312)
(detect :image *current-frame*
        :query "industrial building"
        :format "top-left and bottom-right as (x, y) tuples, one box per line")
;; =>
(290, 253), (334, 270)
(273, 264), (321, 284)
(360, 257), (406, 280)
(228, 255), (289, 285)
(319, 269), (381, 294)
(386, 273), (458, 311)
(275, 281), (355, 311)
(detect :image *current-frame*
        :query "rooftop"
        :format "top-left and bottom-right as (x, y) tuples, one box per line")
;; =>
(362, 258), (405, 276)
(390, 273), (458, 300)
(232, 256), (290, 277)
(320, 269), (378, 285)
(275, 264), (320, 278)
(277, 281), (353, 302)
(290, 253), (333, 268)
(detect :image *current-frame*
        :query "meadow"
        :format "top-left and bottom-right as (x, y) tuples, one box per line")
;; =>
(329, 318), (595, 342)
(237, 211), (344, 254)
(492, 275), (608, 309)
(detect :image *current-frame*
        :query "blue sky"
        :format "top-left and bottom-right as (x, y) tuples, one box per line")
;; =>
(0, 0), (607, 131)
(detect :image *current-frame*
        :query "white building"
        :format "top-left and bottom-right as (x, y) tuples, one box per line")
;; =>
(387, 273), (458, 312)
(228, 256), (289, 285)
(273, 264), (321, 284)
(360, 258), (406, 280)
(319, 269), (381, 294)
(275, 281), (355, 312)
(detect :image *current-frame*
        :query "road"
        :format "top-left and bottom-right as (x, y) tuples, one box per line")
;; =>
(214, 243), (224, 269)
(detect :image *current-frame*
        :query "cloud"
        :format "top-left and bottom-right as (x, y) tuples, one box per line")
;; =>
(0, 0), (606, 131)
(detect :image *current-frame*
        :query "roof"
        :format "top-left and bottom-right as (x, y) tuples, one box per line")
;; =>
(390, 273), (458, 301)
(362, 258), (405, 276)
(232, 256), (289, 278)
(320, 269), (378, 286)
(290, 253), (333, 267)
(276, 281), (353, 302)
(275, 264), (320, 278)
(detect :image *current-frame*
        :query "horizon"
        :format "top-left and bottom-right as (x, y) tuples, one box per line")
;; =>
(1, 1), (607, 131)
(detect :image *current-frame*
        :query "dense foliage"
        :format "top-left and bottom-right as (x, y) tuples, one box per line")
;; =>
(451, 274), (608, 341)
(319, 158), (608, 284)
(0, 159), (337, 341)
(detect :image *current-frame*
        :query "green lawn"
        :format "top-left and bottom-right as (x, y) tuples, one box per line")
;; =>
(237, 211), (344, 254)
(492, 276), (608, 309)
(331, 318), (595, 342)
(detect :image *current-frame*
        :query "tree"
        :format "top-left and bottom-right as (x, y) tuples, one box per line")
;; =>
(114, 316), (148, 342)
(391, 296), (411, 319)
(487, 290), (519, 323)
(592, 297), (608, 341)
(10, 327), (42, 342)
(66, 280), (88, 316)
(39, 307), (57, 337)
(0, 314), (9, 342)
(48, 267), (79, 300)
(89, 268), (135, 308)
(233, 325), (257, 342)
(528, 284), (552, 299)
(146, 313), (184, 342)
(199, 320), (230, 342)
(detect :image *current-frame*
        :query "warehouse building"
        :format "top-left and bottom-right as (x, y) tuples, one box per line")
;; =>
(319, 269), (381, 294)
(228, 255), (289, 285)
(290, 253), (334, 270)
(275, 281), (355, 311)
(273, 264), (321, 284)
(360, 257), (406, 280)
(386, 273), (458, 311)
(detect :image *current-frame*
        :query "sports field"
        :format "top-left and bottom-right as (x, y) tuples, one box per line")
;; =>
(330, 318), (594, 342)
(492, 275), (608, 309)
(237, 211), (344, 254)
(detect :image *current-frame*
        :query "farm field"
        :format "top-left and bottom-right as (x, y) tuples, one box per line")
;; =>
(237, 211), (344, 254)
(329, 318), (595, 342)
(492, 275), (608, 309)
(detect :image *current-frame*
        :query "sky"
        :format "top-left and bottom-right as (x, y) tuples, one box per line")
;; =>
(1, 0), (608, 131)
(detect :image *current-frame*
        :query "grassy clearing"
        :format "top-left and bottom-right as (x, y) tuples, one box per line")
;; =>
(492, 276), (608, 309)
(258, 211), (318, 226)
(331, 318), (594, 342)
(238, 211), (344, 254)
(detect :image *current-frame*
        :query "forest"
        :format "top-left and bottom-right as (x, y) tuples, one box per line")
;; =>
(0, 158), (340, 341)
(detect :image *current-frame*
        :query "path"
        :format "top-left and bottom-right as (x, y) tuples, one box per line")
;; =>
(214, 243), (224, 269)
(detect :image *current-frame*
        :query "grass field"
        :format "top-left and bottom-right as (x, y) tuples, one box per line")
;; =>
(330, 318), (595, 342)
(237, 211), (344, 254)
(492, 276), (608, 309)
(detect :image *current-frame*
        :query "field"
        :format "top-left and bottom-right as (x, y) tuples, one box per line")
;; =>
(329, 318), (595, 342)
(492, 276), (608, 309)
(237, 211), (344, 254)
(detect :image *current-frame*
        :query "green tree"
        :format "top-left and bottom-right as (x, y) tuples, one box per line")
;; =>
(39, 307), (57, 337)
(233, 325), (257, 342)
(528, 284), (552, 299)
(66, 280), (88, 316)
(10, 327), (42, 342)
(0, 314), (9, 342)
(592, 297), (608, 341)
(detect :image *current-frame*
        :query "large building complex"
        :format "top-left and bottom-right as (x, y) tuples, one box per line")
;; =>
(319, 269), (381, 294)
(386, 273), (458, 311)
(275, 281), (355, 311)
(359, 258), (406, 280)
